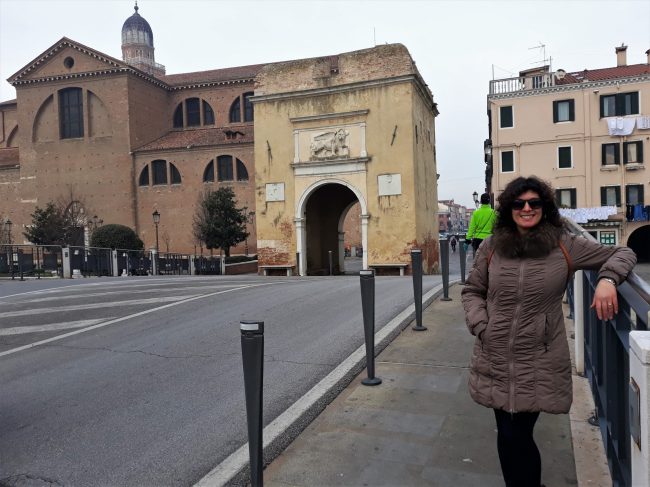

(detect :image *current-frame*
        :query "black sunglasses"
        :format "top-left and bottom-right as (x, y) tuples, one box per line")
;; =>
(512, 198), (543, 210)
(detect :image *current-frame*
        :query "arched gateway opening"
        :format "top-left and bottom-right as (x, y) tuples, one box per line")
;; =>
(298, 181), (366, 275)
(628, 225), (650, 262)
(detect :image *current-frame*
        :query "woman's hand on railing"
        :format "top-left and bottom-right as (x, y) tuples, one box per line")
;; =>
(591, 279), (618, 320)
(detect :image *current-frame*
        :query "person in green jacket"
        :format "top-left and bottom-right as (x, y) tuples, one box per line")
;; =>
(467, 193), (496, 254)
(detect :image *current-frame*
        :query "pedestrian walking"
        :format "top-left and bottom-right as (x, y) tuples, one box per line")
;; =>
(466, 193), (496, 257)
(461, 176), (636, 487)
(450, 236), (457, 253)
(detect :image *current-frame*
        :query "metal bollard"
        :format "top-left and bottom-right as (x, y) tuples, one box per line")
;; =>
(240, 320), (264, 487)
(18, 249), (24, 281)
(411, 249), (427, 331)
(440, 238), (452, 301)
(328, 250), (333, 276)
(459, 238), (467, 284)
(10, 246), (14, 280)
(359, 270), (381, 386)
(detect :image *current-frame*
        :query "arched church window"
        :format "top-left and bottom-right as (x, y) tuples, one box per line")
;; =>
(172, 98), (215, 128)
(243, 92), (254, 122)
(217, 155), (233, 181)
(152, 160), (167, 185)
(170, 163), (182, 184)
(229, 97), (241, 123)
(186, 98), (201, 127)
(59, 87), (84, 139)
(229, 92), (254, 123)
(173, 104), (183, 128)
(236, 159), (249, 181)
(138, 165), (149, 186)
(203, 160), (215, 182)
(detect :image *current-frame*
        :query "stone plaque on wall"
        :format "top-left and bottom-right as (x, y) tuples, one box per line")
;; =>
(265, 183), (285, 202)
(378, 174), (401, 196)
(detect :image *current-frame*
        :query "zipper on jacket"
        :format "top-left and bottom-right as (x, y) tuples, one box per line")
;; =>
(508, 261), (526, 413)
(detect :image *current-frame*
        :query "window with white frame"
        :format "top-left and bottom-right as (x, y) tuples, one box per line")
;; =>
(500, 106), (513, 128)
(623, 141), (643, 164)
(558, 146), (572, 169)
(553, 99), (575, 123)
(602, 143), (620, 165)
(555, 188), (576, 208)
(626, 184), (644, 206)
(501, 150), (514, 172)
(600, 186), (620, 206)
(599, 231), (616, 245)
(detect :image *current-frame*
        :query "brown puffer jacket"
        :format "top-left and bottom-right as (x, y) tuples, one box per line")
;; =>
(461, 222), (636, 414)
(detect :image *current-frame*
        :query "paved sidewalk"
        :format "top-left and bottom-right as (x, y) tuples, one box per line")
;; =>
(264, 284), (581, 486)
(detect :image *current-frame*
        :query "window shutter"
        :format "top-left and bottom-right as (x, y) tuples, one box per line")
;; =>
(623, 142), (629, 164)
(570, 189), (577, 208)
(600, 187), (606, 206)
(554, 190), (561, 207)
(601, 144), (607, 165)
(640, 185), (645, 205)
(616, 187), (621, 207)
(639, 141), (644, 163)
(615, 144), (620, 164)
(569, 100), (575, 121)
(631, 92), (639, 114)
(553, 101), (558, 123)
(599, 96), (605, 118)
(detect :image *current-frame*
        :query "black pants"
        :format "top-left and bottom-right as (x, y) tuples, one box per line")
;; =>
(471, 238), (483, 253)
(494, 409), (541, 487)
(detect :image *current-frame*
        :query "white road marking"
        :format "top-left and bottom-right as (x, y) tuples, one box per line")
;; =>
(0, 295), (200, 318)
(0, 282), (286, 358)
(17, 285), (237, 303)
(0, 318), (113, 336)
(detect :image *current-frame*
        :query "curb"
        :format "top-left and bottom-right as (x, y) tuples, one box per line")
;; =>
(194, 280), (453, 487)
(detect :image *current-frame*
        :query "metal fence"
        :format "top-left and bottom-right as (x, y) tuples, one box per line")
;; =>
(569, 220), (650, 486)
(0, 245), (63, 278)
(193, 256), (222, 275)
(68, 246), (114, 277)
(116, 249), (153, 276)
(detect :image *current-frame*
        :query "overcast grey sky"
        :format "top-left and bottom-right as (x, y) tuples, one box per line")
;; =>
(1, 0), (649, 207)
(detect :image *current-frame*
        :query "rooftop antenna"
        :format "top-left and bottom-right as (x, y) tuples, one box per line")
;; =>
(528, 42), (550, 68)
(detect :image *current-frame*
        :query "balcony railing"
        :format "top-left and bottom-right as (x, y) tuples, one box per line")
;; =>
(489, 72), (557, 95)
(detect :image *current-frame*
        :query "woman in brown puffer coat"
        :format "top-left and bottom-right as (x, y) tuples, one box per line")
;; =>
(461, 176), (636, 487)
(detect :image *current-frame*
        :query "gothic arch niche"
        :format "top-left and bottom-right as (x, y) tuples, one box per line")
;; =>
(32, 94), (56, 143)
(297, 181), (366, 275)
(627, 225), (650, 262)
(88, 90), (112, 137)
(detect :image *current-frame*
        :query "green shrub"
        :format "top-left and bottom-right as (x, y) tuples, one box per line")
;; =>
(90, 224), (144, 250)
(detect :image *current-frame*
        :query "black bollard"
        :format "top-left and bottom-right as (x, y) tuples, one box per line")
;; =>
(440, 237), (452, 301)
(411, 249), (427, 331)
(359, 270), (381, 386)
(328, 250), (333, 276)
(459, 238), (467, 284)
(10, 246), (14, 280)
(240, 320), (264, 487)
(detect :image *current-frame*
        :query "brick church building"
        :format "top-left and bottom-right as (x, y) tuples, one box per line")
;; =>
(0, 4), (440, 275)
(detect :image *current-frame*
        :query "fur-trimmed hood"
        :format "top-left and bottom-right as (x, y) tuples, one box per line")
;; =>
(492, 221), (565, 259)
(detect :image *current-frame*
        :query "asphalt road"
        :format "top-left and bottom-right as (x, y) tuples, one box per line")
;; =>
(0, 273), (445, 486)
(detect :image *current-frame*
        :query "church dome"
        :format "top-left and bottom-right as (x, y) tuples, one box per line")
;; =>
(121, 3), (154, 47)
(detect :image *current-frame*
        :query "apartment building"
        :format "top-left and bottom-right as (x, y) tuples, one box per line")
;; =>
(485, 45), (650, 260)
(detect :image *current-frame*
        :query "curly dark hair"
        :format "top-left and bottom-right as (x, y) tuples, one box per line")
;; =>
(495, 176), (563, 230)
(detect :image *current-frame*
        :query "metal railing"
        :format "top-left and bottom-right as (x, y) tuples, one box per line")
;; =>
(1, 244), (63, 278)
(567, 219), (650, 486)
(489, 72), (557, 95)
(68, 246), (114, 277)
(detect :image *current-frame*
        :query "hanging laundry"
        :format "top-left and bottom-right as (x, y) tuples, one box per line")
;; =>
(607, 117), (635, 136)
(636, 116), (650, 130)
(559, 206), (618, 223)
(634, 204), (644, 221)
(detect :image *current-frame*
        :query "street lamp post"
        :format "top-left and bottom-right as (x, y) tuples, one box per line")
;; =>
(472, 191), (479, 209)
(152, 210), (160, 275)
(4, 217), (12, 245)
